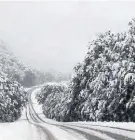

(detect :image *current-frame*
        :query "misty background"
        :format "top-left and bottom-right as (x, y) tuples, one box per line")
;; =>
(0, 1), (135, 73)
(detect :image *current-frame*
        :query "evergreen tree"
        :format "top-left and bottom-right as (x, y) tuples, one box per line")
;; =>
(68, 18), (135, 122)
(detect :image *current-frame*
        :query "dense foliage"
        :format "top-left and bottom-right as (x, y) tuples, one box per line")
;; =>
(0, 72), (27, 122)
(36, 83), (72, 121)
(0, 43), (28, 122)
(67, 18), (135, 122)
(36, 19), (135, 122)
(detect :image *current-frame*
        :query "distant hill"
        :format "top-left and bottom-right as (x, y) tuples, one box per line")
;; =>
(0, 41), (29, 83)
(0, 41), (70, 87)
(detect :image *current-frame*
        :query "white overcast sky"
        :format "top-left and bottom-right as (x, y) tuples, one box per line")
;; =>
(0, 1), (135, 73)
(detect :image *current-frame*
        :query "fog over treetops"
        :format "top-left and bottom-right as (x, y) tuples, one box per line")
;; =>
(0, 1), (135, 73)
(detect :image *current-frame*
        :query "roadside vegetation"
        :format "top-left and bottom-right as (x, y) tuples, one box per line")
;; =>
(36, 83), (72, 121)
(36, 19), (135, 122)
(0, 72), (27, 122)
(0, 42), (69, 122)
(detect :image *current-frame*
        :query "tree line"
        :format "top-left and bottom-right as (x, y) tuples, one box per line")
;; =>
(36, 18), (135, 122)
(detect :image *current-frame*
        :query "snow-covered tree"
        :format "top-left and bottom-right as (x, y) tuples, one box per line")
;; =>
(0, 72), (27, 122)
(67, 18), (135, 122)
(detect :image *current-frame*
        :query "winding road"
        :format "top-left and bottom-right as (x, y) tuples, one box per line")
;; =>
(26, 87), (135, 140)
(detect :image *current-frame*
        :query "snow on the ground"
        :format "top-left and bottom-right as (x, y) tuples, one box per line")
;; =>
(0, 87), (48, 140)
(1, 87), (135, 140)
(31, 87), (57, 124)
(0, 120), (47, 140)
(31, 87), (42, 114)
(69, 121), (135, 131)
(62, 125), (115, 140)
(68, 123), (135, 139)
(33, 122), (87, 140)
(20, 88), (42, 120)
(90, 122), (135, 131)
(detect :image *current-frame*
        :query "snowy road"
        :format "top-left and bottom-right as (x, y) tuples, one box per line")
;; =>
(25, 87), (135, 140)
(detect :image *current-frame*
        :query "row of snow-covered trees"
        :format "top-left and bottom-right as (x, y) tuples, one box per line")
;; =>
(37, 19), (135, 122)
(36, 83), (72, 121)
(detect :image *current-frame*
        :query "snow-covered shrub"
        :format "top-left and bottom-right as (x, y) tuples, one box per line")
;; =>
(0, 72), (27, 122)
(36, 83), (67, 104)
(67, 19), (135, 122)
(36, 83), (72, 121)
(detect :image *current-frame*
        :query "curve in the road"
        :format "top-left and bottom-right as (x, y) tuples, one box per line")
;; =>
(26, 88), (135, 140)
(27, 88), (112, 140)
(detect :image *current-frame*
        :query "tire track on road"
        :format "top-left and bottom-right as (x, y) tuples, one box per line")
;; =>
(26, 88), (58, 140)
(66, 124), (135, 140)
(27, 87), (135, 140)
(27, 88), (116, 140)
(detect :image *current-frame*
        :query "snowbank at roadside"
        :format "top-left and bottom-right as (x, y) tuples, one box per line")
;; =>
(0, 121), (43, 140)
